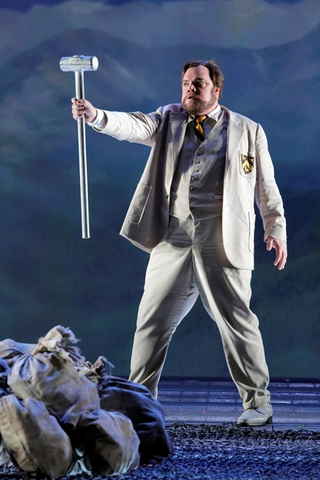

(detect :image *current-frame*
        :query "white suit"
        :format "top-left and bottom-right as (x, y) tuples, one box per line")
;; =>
(92, 104), (286, 407)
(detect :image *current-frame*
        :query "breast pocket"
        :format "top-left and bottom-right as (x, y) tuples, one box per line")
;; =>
(239, 152), (255, 179)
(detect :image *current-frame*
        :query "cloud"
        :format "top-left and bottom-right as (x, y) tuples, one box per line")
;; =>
(0, 0), (319, 69)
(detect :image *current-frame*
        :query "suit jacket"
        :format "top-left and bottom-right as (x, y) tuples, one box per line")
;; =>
(94, 104), (286, 270)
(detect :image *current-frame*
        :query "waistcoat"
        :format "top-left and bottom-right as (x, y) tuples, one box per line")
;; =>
(170, 110), (228, 221)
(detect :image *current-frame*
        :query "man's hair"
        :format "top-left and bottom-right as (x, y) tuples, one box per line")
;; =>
(181, 60), (224, 99)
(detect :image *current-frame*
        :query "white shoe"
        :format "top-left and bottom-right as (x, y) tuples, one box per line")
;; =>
(237, 404), (273, 426)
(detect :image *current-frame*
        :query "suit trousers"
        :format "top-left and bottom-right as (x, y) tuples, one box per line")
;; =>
(129, 215), (271, 410)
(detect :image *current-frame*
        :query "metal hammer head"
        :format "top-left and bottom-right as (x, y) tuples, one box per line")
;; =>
(60, 55), (99, 72)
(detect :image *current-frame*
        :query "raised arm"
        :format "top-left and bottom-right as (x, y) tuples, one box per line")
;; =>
(71, 98), (161, 147)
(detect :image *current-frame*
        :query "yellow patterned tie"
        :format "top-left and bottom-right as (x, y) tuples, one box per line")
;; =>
(194, 115), (207, 142)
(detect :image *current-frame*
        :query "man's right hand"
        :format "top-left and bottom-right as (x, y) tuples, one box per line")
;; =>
(71, 97), (97, 124)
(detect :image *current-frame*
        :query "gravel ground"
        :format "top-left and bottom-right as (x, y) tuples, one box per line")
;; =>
(1, 423), (320, 480)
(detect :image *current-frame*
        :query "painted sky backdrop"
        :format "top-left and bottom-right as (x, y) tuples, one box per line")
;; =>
(0, 0), (319, 379)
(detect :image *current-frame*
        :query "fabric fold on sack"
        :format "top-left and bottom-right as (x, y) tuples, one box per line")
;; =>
(70, 409), (140, 476)
(7, 326), (100, 428)
(0, 395), (73, 479)
(0, 339), (35, 369)
(83, 358), (173, 465)
(31, 325), (85, 365)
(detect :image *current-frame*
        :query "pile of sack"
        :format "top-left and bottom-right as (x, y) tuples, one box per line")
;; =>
(0, 326), (173, 479)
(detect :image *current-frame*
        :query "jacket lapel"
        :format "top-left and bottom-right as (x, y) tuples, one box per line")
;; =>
(222, 107), (244, 175)
(170, 112), (188, 168)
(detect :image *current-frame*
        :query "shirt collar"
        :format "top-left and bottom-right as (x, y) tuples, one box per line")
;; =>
(186, 104), (221, 123)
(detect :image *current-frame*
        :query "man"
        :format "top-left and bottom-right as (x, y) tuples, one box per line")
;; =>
(71, 60), (287, 426)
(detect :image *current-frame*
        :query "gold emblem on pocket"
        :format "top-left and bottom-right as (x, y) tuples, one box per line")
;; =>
(241, 154), (255, 174)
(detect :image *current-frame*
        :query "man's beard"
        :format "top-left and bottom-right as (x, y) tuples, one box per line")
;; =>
(182, 92), (218, 115)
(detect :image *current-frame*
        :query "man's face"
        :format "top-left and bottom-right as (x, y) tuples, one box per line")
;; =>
(181, 65), (221, 115)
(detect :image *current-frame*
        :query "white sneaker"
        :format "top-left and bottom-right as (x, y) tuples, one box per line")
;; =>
(237, 404), (273, 426)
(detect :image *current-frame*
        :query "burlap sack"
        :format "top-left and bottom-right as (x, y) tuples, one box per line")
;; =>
(0, 437), (12, 468)
(0, 357), (10, 396)
(31, 325), (86, 365)
(72, 409), (140, 476)
(0, 339), (35, 368)
(0, 326), (84, 368)
(7, 326), (100, 427)
(0, 395), (73, 479)
(99, 376), (174, 465)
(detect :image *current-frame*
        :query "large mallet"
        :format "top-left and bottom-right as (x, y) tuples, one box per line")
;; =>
(60, 55), (99, 239)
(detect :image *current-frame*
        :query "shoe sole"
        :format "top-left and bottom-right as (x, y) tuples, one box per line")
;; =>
(237, 415), (273, 427)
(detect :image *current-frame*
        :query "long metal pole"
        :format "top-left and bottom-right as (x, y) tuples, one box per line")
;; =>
(75, 71), (90, 239)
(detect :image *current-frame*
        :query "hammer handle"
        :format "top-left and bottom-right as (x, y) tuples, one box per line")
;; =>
(75, 71), (90, 239)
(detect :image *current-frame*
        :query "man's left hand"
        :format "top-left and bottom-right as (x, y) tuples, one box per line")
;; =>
(266, 237), (287, 270)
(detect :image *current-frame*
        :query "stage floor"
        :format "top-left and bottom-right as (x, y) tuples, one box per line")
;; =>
(158, 377), (320, 431)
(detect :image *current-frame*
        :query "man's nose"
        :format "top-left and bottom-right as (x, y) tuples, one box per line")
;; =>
(188, 82), (196, 92)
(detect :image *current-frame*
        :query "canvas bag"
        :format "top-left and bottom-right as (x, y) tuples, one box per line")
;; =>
(7, 326), (100, 427)
(0, 395), (73, 479)
(99, 375), (174, 464)
(0, 339), (35, 368)
(0, 357), (10, 396)
(81, 357), (173, 465)
(72, 409), (140, 476)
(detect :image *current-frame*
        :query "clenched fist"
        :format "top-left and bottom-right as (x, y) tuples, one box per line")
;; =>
(71, 97), (97, 123)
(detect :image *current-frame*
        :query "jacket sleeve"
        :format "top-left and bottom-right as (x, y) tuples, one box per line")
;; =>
(90, 109), (164, 147)
(254, 124), (287, 242)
